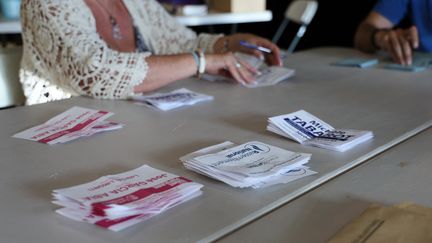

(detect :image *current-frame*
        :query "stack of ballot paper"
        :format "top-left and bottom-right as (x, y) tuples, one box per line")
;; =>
(383, 55), (432, 72)
(12, 106), (123, 145)
(267, 110), (373, 152)
(131, 88), (213, 111)
(203, 52), (295, 88)
(180, 141), (315, 188)
(52, 165), (203, 231)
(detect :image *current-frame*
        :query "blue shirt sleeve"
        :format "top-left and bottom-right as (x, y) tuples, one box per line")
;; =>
(373, 0), (410, 24)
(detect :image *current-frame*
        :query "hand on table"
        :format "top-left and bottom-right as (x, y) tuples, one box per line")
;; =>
(374, 26), (419, 65)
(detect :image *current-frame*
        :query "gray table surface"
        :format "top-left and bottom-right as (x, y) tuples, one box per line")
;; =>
(221, 127), (432, 243)
(1, 47), (431, 243)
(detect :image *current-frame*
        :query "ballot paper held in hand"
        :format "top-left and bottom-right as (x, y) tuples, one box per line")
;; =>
(267, 110), (373, 152)
(132, 88), (213, 111)
(52, 165), (203, 231)
(202, 52), (295, 88)
(180, 141), (315, 188)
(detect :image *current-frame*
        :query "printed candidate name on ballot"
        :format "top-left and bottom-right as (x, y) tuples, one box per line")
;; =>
(267, 110), (373, 152)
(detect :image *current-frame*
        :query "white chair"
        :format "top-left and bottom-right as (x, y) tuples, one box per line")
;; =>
(0, 45), (25, 108)
(272, 0), (318, 53)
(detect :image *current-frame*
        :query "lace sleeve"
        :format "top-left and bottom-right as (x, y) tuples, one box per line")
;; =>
(21, 0), (149, 101)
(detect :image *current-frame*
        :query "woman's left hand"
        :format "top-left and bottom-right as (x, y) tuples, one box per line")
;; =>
(214, 34), (283, 66)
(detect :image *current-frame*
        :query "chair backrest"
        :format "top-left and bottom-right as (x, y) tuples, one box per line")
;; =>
(272, 0), (318, 53)
(285, 0), (318, 25)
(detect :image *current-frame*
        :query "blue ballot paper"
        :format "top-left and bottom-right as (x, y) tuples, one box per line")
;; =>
(332, 58), (379, 68)
(382, 56), (432, 72)
(382, 63), (427, 72)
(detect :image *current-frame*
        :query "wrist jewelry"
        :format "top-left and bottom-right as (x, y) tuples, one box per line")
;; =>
(191, 51), (200, 73)
(196, 49), (206, 78)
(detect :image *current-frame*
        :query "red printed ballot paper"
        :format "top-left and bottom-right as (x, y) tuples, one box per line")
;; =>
(52, 165), (203, 231)
(12, 106), (123, 144)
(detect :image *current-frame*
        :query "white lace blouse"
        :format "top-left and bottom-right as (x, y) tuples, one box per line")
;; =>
(20, 0), (222, 105)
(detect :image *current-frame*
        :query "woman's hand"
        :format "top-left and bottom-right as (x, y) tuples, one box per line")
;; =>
(214, 34), (282, 66)
(133, 52), (257, 93)
(374, 26), (419, 65)
(205, 52), (258, 85)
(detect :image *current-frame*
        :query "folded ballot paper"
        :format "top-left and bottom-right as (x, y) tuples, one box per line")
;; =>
(12, 106), (123, 145)
(203, 52), (295, 88)
(52, 165), (203, 231)
(267, 110), (373, 152)
(131, 88), (213, 111)
(180, 141), (315, 189)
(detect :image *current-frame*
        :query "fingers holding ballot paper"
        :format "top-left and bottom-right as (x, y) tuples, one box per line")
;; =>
(205, 52), (259, 85)
(206, 34), (294, 87)
(203, 52), (295, 88)
(215, 33), (282, 63)
(241, 40), (281, 66)
(222, 52), (295, 88)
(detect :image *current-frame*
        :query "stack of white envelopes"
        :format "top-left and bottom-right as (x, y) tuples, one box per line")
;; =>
(267, 110), (374, 152)
(132, 88), (213, 111)
(180, 141), (315, 189)
(13, 106), (123, 144)
(52, 165), (203, 231)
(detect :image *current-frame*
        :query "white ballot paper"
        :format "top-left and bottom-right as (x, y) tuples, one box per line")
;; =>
(267, 110), (374, 152)
(52, 165), (203, 232)
(180, 141), (315, 188)
(202, 52), (295, 88)
(131, 88), (213, 111)
(12, 106), (123, 145)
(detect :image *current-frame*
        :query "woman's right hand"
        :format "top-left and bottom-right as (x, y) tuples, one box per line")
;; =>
(205, 52), (258, 85)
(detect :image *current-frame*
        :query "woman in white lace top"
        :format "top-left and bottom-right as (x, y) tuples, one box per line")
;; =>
(20, 0), (282, 105)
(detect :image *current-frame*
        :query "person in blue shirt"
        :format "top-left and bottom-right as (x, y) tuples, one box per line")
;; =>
(354, 0), (432, 65)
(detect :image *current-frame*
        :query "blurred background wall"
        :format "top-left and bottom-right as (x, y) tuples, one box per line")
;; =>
(193, 0), (378, 51)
